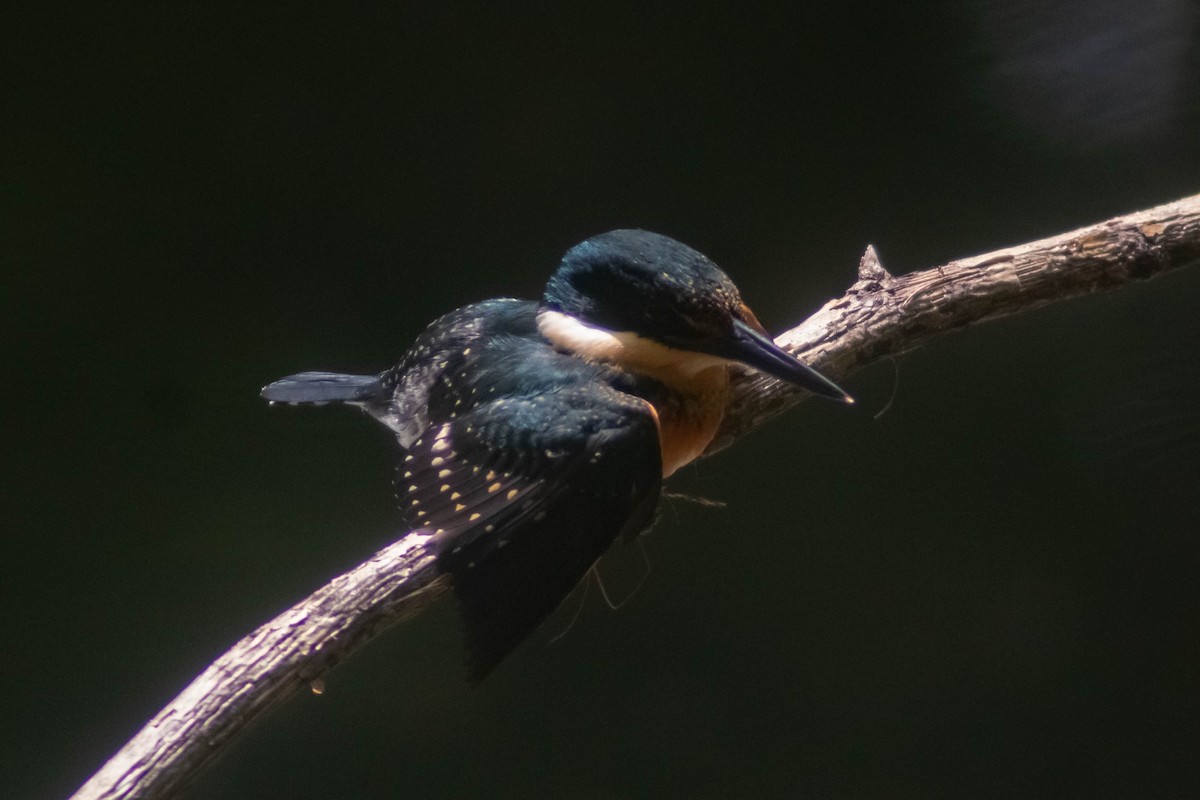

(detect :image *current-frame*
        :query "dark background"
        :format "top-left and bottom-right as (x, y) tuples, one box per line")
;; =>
(6, 3), (1200, 798)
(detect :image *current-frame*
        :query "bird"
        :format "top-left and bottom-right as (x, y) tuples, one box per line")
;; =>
(262, 229), (853, 679)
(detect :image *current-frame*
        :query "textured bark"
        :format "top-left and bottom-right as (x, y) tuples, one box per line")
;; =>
(710, 193), (1200, 452)
(70, 193), (1200, 800)
(72, 536), (448, 800)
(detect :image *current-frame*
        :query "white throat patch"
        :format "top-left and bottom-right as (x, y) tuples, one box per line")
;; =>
(536, 309), (730, 381)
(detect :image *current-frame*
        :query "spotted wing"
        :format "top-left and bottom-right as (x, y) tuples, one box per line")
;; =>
(397, 384), (662, 680)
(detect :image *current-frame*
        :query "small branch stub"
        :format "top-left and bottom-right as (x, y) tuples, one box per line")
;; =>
(856, 244), (892, 283)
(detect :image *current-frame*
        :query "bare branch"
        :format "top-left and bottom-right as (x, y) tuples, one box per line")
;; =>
(70, 193), (1200, 800)
(72, 536), (448, 800)
(710, 193), (1200, 452)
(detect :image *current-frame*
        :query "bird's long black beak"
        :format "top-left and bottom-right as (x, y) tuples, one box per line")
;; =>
(706, 320), (854, 403)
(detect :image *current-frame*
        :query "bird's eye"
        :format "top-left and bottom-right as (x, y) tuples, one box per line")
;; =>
(735, 303), (770, 337)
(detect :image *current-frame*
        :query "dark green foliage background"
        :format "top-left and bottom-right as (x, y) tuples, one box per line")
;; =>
(6, 4), (1199, 798)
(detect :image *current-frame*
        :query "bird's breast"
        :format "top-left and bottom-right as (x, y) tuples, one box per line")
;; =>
(534, 309), (733, 476)
(645, 366), (730, 477)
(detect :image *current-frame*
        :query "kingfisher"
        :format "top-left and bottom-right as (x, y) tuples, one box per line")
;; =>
(263, 229), (852, 679)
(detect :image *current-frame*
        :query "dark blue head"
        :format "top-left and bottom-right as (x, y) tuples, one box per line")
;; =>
(544, 229), (741, 344)
(541, 229), (852, 403)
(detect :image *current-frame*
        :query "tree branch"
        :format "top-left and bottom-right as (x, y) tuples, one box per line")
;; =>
(72, 537), (449, 800)
(711, 193), (1200, 452)
(71, 193), (1200, 800)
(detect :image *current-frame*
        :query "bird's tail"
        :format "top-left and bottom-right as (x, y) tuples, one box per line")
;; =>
(261, 371), (384, 405)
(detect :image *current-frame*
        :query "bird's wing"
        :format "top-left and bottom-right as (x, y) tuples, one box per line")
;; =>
(397, 383), (662, 680)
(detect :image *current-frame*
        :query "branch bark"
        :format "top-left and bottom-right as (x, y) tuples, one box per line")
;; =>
(71, 193), (1200, 800)
(711, 193), (1200, 452)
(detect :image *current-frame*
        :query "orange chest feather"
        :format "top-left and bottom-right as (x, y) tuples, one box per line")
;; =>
(644, 367), (730, 478)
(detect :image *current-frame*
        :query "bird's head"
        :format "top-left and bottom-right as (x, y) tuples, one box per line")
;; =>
(538, 229), (853, 403)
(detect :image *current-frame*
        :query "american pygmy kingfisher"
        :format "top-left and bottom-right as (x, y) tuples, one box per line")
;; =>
(263, 229), (853, 679)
